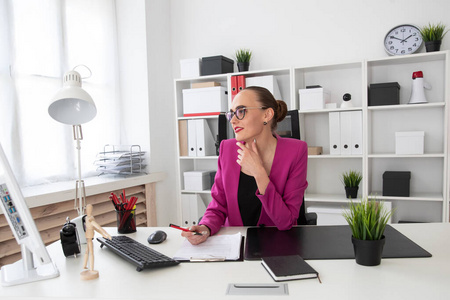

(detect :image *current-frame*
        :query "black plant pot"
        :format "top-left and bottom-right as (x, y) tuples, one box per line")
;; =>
(237, 62), (249, 72)
(352, 236), (386, 266)
(425, 40), (442, 52)
(345, 186), (358, 199)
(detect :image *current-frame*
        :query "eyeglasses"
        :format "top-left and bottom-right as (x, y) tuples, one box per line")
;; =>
(225, 106), (267, 121)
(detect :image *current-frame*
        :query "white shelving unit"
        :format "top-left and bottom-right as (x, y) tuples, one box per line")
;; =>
(173, 52), (449, 224)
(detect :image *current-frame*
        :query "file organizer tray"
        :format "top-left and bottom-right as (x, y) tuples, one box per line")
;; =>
(95, 145), (146, 175)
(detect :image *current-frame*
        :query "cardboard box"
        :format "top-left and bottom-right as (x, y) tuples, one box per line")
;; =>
(299, 87), (331, 111)
(308, 146), (323, 155)
(395, 131), (424, 155)
(201, 55), (234, 76)
(182, 86), (228, 117)
(191, 82), (221, 89)
(383, 171), (411, 197)
(368, 82), (400, 106)
(180, 58), (201, 78)
(184, 171), (214, 191)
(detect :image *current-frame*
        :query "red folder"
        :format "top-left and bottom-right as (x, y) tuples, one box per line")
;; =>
(237, 75), (246, 94)
(231, 76), (238, 101)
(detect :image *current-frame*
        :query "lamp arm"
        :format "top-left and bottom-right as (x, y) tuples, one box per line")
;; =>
(73, 125), (86, 216)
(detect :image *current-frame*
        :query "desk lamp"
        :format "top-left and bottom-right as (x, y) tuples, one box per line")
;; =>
(48, 66), (96, 219)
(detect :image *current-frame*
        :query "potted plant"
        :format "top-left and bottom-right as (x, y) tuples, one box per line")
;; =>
(235, 48), (252, 72)
(419, 22), (448, 52)
(341, 170), (362, 199)
(343, 197), (395, 266)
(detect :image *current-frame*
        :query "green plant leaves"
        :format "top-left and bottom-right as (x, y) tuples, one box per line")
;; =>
(342, 197), (395, 240)
(235, 49), (252, 63)
(341, 170), (362, 188)
(419, 22), (448, 42)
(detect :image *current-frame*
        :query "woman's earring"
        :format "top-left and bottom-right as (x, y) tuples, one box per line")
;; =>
(263, 121), (267, 125)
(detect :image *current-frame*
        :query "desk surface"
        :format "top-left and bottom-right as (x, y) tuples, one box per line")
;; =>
(1, 223), (449, 300)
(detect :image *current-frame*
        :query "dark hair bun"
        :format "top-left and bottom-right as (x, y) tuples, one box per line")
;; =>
(276, 100), (287, 122)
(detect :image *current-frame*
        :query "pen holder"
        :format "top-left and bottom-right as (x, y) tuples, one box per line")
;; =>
(116, 209), (137, 234)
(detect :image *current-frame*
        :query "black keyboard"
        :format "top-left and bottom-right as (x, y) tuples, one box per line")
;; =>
(97, 235), (179, 272)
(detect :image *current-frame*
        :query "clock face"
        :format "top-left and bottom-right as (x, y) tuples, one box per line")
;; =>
(384, 25), (423, 55)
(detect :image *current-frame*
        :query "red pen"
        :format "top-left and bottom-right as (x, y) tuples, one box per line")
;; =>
(170, 223), (203, 235)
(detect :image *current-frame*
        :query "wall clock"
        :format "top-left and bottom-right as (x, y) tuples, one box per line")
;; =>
(384, 24), (423, 55)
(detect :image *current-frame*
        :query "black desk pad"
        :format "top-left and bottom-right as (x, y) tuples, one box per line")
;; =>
(244, 225), (432, 260)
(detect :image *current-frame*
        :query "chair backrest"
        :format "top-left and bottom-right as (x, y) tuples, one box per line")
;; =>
(297, 197), (317, 225)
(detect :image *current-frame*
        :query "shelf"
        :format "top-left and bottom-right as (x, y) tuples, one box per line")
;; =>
(179, 156), (218, 160)
(308, 154), (363, 159)
(367, 51), (447, 67)
(368, 153), (445, 158)
(175, 73), (227, 82)
(369, 193), (444, 202)
(299, 107), (363, 114)
(367, 102), (445, 111)
(304, 194), (355, 204)
(181, 190), (211, 194)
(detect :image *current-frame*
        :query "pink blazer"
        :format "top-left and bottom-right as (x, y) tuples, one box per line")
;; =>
(200, 137), (308, 235)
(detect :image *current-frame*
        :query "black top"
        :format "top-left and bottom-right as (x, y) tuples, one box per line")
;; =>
(238, 171), (261, 226)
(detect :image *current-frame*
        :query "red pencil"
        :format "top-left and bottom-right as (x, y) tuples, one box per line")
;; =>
(169, 223), (203, 235)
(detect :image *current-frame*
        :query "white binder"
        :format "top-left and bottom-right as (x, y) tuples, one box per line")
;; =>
(187, 119), (197, 157)
(195, 119), (216, 157)
(329, 112), (341, 155)
(340, 111), (352, 155)
(189, 194), (207, 225)
(350, 111), (363, 155)
(181, 194), (192, 226)
(181, 194), (207, 226)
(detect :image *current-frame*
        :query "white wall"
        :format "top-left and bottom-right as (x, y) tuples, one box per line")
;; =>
(170, 0), (450, 74)
(130, 0), (450, 224)
(116, 0), (176, 226)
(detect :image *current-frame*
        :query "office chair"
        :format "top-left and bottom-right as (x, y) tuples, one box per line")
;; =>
(297, 197), (317, 225)
(197, 197), (317, 226)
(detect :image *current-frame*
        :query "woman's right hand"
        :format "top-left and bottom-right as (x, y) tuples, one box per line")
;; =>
(181, 224), (210, 245)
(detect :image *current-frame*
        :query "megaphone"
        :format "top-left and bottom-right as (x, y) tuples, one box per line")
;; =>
(409, 71), (431, 104)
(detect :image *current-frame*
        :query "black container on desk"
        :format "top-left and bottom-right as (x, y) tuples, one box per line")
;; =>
(201, 55), (234, 76)
(209, 171), (216, 189)
(383, 171), (411, 197)
(368, 82), (400, 106)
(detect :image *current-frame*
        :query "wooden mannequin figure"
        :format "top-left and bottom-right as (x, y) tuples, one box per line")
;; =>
(80, 204), (112, 280)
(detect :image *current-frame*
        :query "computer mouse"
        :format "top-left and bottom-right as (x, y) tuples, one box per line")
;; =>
(148, 230), (167, 244)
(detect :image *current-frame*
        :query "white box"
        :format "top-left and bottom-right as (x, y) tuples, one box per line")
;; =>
(180, 58), (201, 78)
(395, 131), (424, 155)
(299, 88), (330, 111)
(182, 86), (228, 117)
(307, 206), (347, 226)
(245, 75), (282, 99)
(184, 171), (213, 191)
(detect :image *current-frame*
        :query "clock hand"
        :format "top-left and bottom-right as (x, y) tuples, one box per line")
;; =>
(389, 36), (403, 41)
(400, 35), (413, 43)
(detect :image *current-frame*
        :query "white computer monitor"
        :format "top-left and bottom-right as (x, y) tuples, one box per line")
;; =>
(0, 143), (59, 286)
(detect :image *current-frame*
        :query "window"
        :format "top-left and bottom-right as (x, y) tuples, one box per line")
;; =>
(0, 0), (121, 186)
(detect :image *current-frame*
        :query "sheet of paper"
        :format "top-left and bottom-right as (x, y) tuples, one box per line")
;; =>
(173, 232), (242, 261)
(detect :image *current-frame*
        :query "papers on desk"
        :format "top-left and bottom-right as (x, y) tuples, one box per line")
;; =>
(173, 233), (242, 261)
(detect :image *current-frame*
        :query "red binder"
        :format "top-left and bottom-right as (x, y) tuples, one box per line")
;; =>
(231, 76), (238, 101)
(237, 75), (246, 93)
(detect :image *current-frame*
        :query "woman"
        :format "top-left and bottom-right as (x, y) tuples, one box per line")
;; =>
(182, 86), (308, 245)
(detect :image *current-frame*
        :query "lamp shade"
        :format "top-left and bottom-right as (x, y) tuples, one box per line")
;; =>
(49, 70), (97, 125)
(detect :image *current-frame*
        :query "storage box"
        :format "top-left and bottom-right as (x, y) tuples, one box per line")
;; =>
(368, 82), (400, 106)
(299, 87), (331, 111)
(184, 171), (214, 191)
(308, 146), (323, 155)
(383, 171), (411, 197)
(180, 58), (201, 78)
(395, 131), (424, 155)
(201, 55), (234, 76)
(182, 86), (228, 117)
(191, 81), (221, 89)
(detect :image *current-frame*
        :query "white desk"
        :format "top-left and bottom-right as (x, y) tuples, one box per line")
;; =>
(1, 223), (449, 300)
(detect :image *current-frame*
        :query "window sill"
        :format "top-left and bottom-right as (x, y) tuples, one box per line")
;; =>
(21, 172), (166, 209)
